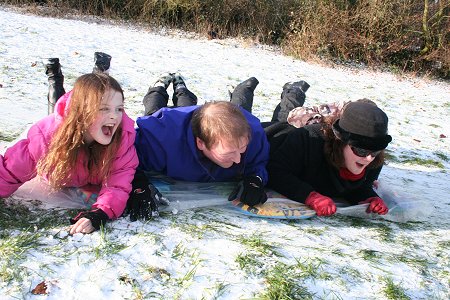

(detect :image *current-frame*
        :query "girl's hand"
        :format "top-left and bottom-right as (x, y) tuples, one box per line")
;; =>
(69, 218), (95, 235)
(69, 209), (109, 234)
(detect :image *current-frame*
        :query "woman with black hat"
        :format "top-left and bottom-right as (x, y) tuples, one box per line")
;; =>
(266, 100), (392, 216)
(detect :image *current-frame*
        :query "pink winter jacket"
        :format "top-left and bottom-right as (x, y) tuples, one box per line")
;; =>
(0, 92), (139, 219)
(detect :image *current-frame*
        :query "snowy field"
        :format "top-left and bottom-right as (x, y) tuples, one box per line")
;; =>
(1, 5), (449, 300)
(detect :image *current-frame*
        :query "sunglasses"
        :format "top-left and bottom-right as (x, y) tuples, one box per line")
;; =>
(350, 146), (382, 158)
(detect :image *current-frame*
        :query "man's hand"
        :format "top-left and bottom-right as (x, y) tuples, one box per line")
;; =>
(126, 183), (169, 221)
(69, 209), (109, 234)
(305, 191), (337, 216)
(359, 197), (389, 215)
(228, 175), (267, 206)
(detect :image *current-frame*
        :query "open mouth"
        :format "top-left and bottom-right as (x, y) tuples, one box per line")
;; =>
(356, 162), (366, 168)
(102, 124), (115, 136)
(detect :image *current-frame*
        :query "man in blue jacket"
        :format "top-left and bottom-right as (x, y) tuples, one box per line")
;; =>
(127, 73), (269, 220)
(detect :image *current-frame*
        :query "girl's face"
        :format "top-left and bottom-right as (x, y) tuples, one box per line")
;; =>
(84, 89), (124, 145)
(342, 144), (376, 175)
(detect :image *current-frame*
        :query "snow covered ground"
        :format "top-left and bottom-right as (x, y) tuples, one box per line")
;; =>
(0, 5), (449, 300)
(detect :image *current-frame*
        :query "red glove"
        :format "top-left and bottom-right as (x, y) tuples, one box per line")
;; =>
(359, 197), (389, 215)
(305, 191), (337, 216)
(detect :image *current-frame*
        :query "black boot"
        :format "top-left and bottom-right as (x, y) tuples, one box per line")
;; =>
(230, 77), (259, 113)
(44, 58), (65, 115)
(93, 52), (112, 73)
(271, 80), (310, 123)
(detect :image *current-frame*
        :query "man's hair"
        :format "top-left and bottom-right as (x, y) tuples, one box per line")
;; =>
(37, 73), (124, 189)
(321, 115), (385, 170)
(191, 101), (251, 149)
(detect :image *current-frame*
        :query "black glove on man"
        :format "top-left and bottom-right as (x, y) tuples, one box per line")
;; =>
(126, 170), (169, 221)
(70, 209), (109, 231)
(228, 175), (267, 206)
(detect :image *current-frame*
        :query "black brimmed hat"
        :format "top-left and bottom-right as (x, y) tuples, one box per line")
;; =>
(332, 101), (392, 151)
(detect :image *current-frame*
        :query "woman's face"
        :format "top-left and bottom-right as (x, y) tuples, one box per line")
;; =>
(342, 144), (376, 175)
(83, 89), (124, 145)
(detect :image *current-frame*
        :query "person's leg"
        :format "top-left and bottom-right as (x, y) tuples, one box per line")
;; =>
(44, 58), (65, 115)
(172, 73), (198, 107)
(229, 77), (259, 113)
(143, 73), (173, 116)
(271, 80), (310, 123)
(93, 52), (112, 73)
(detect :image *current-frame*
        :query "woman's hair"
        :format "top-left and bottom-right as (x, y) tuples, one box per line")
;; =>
(191, 101), (251, 149)
(322, 115), (385, 170)
(37, 73), (124, 189)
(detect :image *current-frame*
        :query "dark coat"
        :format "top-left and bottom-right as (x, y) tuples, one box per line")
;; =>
(267, 123), (380, 204)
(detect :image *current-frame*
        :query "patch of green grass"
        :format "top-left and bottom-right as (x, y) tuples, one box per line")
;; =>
(376, 223), (394, 243)
(399, 155), (444, 168)
(119, 274), (148, 300)
(0, 231), (43, 261)
(383, 277), (410, 300)
(395, 254), (429, 271)
(347, 216), (374, 228)
(172, 242), (188, 259)
(294, 257), (332, 280)
(437, 240), (450, 249)
(339, 266), (364, 283)
(0, 230), (43, 284)
(138, 263), (171, 281)
(0, 132), (19, 142)
(258, 262), (314, 300)
(238, 236), (279, 255)
(0, 260), (29, 284)
(173, 255), (202, 299)
(434, 151), (449, 162)
(208, 281), (230, 299)
(0, 199), (35, 230)
(93, 226), (128, 259)
(235, 252), (264, 275)
(303, 227), (326, 235)
(359, 249), (381, 262)
(397, 221), (424, 230)
(0, 199), (70, 231)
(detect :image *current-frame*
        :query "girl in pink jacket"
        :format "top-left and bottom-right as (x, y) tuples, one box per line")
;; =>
(0, 73), (138, 234)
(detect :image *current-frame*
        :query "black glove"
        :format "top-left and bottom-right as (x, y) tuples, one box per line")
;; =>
(228, 175), (267, 206)
(127, 183), (169, 221)
(70, 209), (109, 231)
(126, 170), (169, 221)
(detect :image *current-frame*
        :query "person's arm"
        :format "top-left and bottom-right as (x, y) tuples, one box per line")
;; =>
(267, 128), (318, 202)
(230, 117), (269, 206)
(0, 122), (48, 197)
(91, 127), (139, 220)
(242, 115), (270, 185)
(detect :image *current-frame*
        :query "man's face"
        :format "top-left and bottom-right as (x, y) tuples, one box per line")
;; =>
(196, 136), (249, 168)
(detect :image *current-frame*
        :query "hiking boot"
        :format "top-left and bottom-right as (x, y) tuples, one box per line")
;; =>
(43, 58), (65, 114)
(93, 52), (112, 73)
(282, 80), (310, 93)
(153, 73), (174, 89)
(172, 72), (186, 90)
